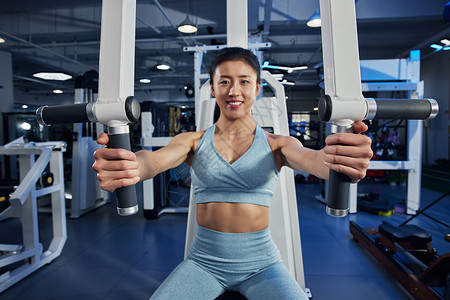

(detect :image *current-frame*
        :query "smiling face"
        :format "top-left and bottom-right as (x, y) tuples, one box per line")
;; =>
(211, 59), (261, 122)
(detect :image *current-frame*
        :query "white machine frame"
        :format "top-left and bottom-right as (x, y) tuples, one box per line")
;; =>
(182, 0), (307, 291)
(0, 138), (67, 292)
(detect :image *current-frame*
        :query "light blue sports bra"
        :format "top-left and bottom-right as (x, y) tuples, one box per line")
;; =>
(190, 124), (279, 207)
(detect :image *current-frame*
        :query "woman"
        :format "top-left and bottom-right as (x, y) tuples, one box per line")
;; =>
(93, 47), (373, 299)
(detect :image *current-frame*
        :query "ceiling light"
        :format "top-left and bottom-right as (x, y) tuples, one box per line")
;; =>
(430, 44), (443, 50)
(33, 72), (72, 81)
(156, 63), (171, 70)
(53, 89), (63, 94)
(22, 105), (28, 109)
(140, 78), (151, 83)
(281, 80), (295, 86)
(440, 39), (450, 46)
(307, 8), (321, 28)
(178, 16), (198, 34)
(0, 38), (5, 43)
(262, 61), (307, 73)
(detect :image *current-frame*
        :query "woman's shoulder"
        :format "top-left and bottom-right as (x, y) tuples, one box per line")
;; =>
(171, 130), (206, 143)
(169, 130), (208, 153)
(263, 130), (302, 150)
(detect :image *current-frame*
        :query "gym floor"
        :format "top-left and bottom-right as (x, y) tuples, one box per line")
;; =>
(1, 183), (449, 300)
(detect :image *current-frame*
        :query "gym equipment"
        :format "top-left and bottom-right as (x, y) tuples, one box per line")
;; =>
(350, 191), (450, 300)
(184, 0), (307, 295)
(140, 108), (187, 219)
(0, 137), (66, 292)
(317, 0), (438, 217)
(69, 72), (110, 218)
(36, 0), (141, 216)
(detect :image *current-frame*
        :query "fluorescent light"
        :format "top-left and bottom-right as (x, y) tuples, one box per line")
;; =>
(430, 44), (443, 50)
(156, 64), (171, 70)
(262, 61), (307, 73)
(53, 89), (63, 94)
(140, 78), (151, 83)
(33, 72), (72, 81)
(307, 8), (321, 28)
(0, 38), (5, 43)
(286, 66), (308, 73)
(281, 80), (295, 86)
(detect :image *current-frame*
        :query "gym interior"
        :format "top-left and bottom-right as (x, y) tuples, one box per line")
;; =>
(0, 0), (449, 299)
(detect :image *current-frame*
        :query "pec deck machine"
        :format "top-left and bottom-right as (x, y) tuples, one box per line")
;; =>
(34, 0), (441, 299)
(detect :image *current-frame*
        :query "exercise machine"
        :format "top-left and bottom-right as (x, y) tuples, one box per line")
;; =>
(140, 108), (188, 219)
(350, 191), (450, 300)
(184, 0), (308, 296)
(0, 137), (67, 292)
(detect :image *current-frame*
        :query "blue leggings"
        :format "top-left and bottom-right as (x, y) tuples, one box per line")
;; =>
(150, 226), (308, 300)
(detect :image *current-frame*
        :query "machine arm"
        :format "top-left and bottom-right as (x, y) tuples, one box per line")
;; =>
(36, 0), (140, 216)
(318, 0), (438, 217)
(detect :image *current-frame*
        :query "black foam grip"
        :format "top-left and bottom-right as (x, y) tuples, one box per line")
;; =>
(374, 100), (431, 120)
(108, 132), (138, 215)
(40, 104), (90, 125)
(327, 170), (351, 212)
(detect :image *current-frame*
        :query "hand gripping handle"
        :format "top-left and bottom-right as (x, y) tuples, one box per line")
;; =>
(320, 96), (439, 217)
(326, 124), (352, 217)
(108, 130), (138, 216)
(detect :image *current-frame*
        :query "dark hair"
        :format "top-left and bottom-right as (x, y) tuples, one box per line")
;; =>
(209, 47), (261, 85)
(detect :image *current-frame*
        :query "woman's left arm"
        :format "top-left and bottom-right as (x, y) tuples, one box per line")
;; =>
(280, 121), (373, 181)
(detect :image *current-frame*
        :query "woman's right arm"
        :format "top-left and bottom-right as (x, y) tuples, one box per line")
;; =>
(92, 132), (197, 192)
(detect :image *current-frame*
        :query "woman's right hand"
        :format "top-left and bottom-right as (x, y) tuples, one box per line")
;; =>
(92, 133), (140, 193)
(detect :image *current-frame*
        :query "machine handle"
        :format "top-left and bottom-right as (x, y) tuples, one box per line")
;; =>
(108, 131), (139, 216)
(371, 99), (438, 121)
(35, 98), (141, 217)
(326, 170), (351, 217)
(36, 103), (93, 125)
(325, 123), (353, 217)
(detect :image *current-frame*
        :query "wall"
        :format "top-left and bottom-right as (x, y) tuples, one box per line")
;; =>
(421, 50), (450, 165)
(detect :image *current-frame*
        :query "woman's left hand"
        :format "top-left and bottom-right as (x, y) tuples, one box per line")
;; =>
(323, 121), (373, 182)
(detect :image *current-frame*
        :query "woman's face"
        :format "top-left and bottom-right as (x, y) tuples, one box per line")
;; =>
(211, 60), (261, 121)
